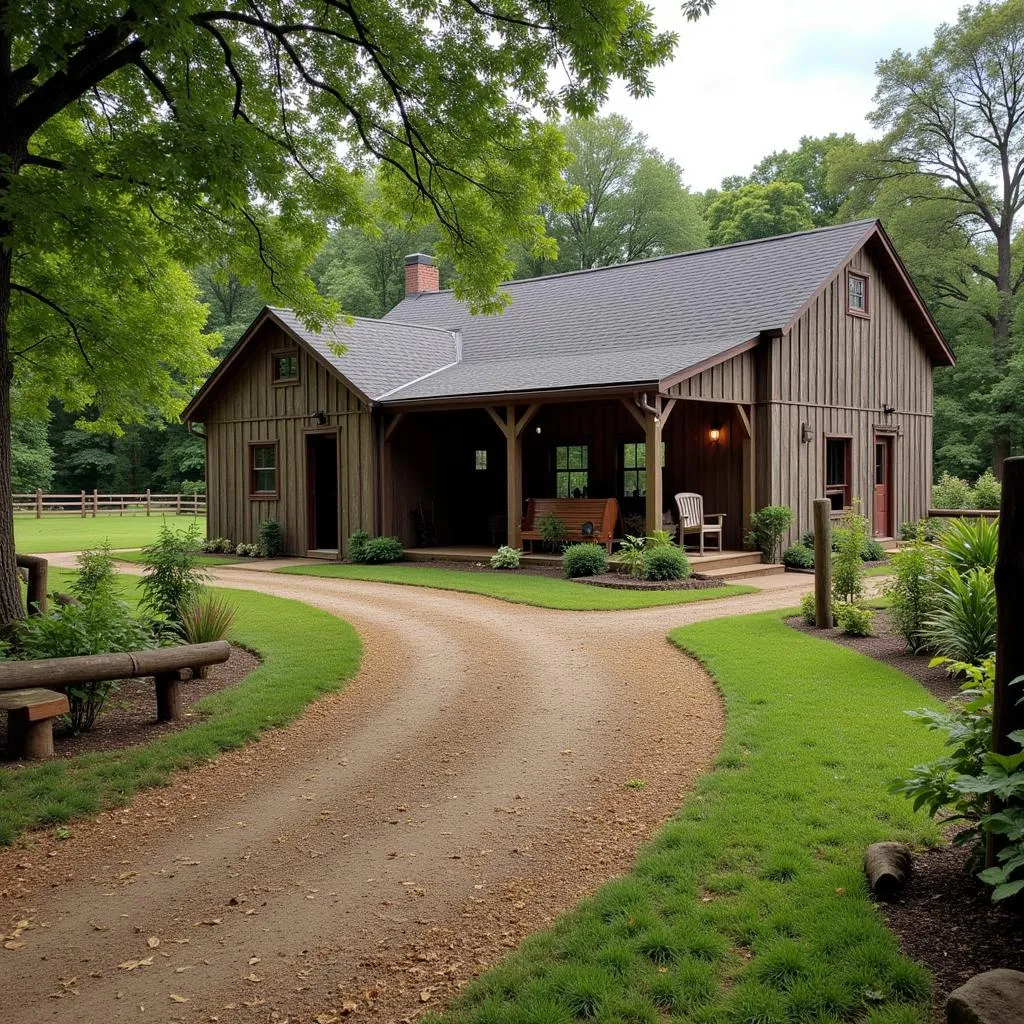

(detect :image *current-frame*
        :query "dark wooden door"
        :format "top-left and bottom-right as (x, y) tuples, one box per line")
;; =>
(306, 433), (339, 550)
(872, 435), (893, 538)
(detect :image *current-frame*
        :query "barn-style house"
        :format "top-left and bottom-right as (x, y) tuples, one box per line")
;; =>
(182, 220), (954, 563)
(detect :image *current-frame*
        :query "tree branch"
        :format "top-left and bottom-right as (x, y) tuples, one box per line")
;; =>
(10, 283), (94, 369)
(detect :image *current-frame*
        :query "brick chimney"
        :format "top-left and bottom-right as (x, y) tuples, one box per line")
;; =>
(404, 253), (439, 295)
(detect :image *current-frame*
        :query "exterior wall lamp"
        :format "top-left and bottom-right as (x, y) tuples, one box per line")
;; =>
(311, 410), (327, 426)
(709, 423), (722, 444)
(801, 422), (815, 444)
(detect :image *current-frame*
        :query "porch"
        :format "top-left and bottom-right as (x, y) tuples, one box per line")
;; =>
(381, 393), (756, 554)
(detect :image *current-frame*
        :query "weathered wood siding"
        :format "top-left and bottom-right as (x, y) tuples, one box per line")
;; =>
(201, 322), (375, 556)
(666, 349), (756, 403)
(759, 241), (935, 543)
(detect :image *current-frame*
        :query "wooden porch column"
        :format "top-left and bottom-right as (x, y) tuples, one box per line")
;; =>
(506, 405), (522, 548)
(644, 397), (663, 536)
(380, 413), (404, 539)
(737, 403), (755, 531)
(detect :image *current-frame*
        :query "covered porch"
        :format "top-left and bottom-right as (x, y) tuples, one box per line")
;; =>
(379, 392), (756, 553)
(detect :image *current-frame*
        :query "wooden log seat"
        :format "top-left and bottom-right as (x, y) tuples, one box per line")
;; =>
(520, 498), (621, 553)
(0, 688), (70, 760)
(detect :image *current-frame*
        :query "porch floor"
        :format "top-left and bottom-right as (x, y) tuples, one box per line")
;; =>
(403, 546), (784, 580)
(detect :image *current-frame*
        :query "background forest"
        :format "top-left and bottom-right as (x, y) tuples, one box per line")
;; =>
(14, 1), (1024, 496)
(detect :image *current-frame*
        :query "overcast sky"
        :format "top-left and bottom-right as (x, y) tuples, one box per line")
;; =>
(604, 0), (967, 191)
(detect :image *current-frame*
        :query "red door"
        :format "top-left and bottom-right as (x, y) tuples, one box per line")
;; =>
(872, 436), (893, 538)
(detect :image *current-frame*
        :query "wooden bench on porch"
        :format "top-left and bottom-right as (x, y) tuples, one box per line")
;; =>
(520, 498), (621, 553)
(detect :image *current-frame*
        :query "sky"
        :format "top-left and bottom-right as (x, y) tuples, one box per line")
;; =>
(604, 0), (968, 191)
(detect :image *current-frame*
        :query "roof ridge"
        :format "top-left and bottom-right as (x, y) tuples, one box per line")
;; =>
(395, 219), (880, 296)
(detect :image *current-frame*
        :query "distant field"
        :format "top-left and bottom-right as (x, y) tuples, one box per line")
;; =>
(13, 514), (202, 554)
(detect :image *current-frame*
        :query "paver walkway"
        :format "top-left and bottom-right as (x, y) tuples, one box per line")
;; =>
(1, 563), (817, 1023)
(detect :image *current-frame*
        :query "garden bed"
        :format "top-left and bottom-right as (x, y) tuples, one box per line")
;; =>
(0, 643), (260, 760)
(573, 572), (723, 591)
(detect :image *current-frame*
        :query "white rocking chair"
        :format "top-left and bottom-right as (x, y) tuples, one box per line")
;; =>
(674, 492), (726, 556)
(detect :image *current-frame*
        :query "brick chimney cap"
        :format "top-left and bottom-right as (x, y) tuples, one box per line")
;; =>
(404, 253), (434, 266)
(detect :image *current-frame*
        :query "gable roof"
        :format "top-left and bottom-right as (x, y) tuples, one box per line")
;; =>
(184, 220), (953, 420)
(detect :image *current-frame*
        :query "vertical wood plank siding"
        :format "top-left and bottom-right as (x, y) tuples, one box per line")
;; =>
(202, 324), (375, 556)
(760, 242), (935, 545)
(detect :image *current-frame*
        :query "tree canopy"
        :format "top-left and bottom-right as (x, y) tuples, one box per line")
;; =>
(704, 181), (816, 246)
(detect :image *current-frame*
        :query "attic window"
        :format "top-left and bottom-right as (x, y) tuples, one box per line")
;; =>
(272, 351), (299, 383)
(847, 272), (869, 317)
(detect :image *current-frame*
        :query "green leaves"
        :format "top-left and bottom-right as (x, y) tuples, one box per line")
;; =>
(705, 182), (815, 247)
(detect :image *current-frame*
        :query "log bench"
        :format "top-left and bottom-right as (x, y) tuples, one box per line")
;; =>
(0, 688), (70, 759)
(0, 641), (231, 760)
(520, 497), (621, 553)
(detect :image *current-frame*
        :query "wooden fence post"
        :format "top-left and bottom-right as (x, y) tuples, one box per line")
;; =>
(35, 488), (42, 519)
(813, 498), (833, 628)
(80, 490), (86, 518)
(16, 554), (48, 616)
(989, 456), (1024, 867)
(92, 488), (98, 517)
(176, 493), (181, 515)
(145, 488), (151, 516)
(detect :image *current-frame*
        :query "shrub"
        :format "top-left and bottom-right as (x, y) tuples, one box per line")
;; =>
(832, 507), (869, 604)
(614, 535), (647, 578)
(360, 536), (404, 563)
(538, 513), (568, 552)
(745, 505), (793, 562)
(799, 530), (816, 549)
(834, 603), (875, 637)
(347, 529), (370, 562)
(490, 546), (521, 570)
(234, 542), (259, 557)
(644, 546), (690, 581)
(646, 529), (674, 549)
(886, 537), (941, 654)
(180, 594), (236, 675)
(215, 537), (235, 553)
(562, 543), (607, 578)
(799, 591), (817, 625)
(140, 522), (210, 624)
(940, 516), (998, 575)
(72, 546), (117, 601)
(782, 544), (814, 570)
(921, 566), (996, 666)
(861, 537), (886, 562)
(181, 479), (206, 495)
(933, 471), (973, 510)
(972, 469), (1001, 510)
(258, 519), (284, 557)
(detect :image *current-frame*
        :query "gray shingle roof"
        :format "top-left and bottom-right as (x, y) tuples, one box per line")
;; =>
(268, 308), (458, 402)
(376, 220), (876, 400)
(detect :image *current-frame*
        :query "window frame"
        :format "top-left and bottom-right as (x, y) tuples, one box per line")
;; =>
(554, 443), (590, 498)
(846, 270), (870, 318)
(248, 440), (280, 500)
(620, 440), (666, 499)
(271, 349), (300, 386)
(823, 434), (853, 511)
(474, 449), (488, 471)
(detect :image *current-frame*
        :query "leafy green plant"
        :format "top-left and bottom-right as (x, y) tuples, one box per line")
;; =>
(886, 535), (941, 654)
(933, 471), (974, 510)
(359, 537), (404, 564)
(645, 529), (674, 549)
(861, 537), (886, 562)
(180, 592), (236, 646)
(562, 543), (607, 578)
(215, 537), (235, 554)
(921, 566), (996, 666)
(832, 507), (868, 604)
(972, 469), (1001, 510)
(490, 545), (521, 570)
(799, 591), (839, 626)
(643, 546), (689, 581)
(538, 514), (568, 552)
(744, 505), (793, 562)
(782, 544), (813, 570)
(900, 518), (943, 543)
(140, 522), (210, 624)
(234, 542), (259, 557)
(258, 519), (284, 557)
(834, 603), (874, 637)
(614, 535), (647, 578)
(347, 529), (370, 562)
(940, 516), (998, 575)
(72, 545), (118, 600)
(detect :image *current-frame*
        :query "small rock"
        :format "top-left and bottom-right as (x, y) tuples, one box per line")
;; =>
(947, 969), (1024, 1024)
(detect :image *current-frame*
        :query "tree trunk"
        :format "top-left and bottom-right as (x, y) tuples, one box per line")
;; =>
(0, 240), (28, 630)
(992, 228), (1014, 478)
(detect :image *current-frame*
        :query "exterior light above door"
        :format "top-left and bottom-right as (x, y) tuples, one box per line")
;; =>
(709, 424), (721, 444)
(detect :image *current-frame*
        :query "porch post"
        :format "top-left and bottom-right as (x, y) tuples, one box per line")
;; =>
(738, 403), (755, 531)
(644, 397), (663, 536)
(506, 405), (522, 548)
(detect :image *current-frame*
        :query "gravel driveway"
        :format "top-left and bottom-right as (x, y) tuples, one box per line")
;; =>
(0, 565), (814, 1023)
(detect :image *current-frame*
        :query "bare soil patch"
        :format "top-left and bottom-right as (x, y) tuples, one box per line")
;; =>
(0, 644), (259, 760)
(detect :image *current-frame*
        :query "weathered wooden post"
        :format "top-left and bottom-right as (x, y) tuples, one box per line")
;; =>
(34, 488), (42, 519)
(92, 488), (98, 516)
(80, 490), (86, 518)
(813, 498), (833, 628)
(16, 554), (48, 616)
(989, 456), (1024, 867)
(145, 488), (151, 516)
(176, 493), (181, 515)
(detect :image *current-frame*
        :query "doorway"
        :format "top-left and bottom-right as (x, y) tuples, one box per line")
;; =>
(306, 432), (339, 551)
(872, 435), (893, 538)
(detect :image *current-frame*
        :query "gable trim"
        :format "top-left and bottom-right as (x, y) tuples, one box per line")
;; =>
(657, 336), (763, 394)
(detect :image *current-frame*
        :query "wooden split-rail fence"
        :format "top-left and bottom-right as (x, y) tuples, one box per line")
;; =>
(14, 490), (206, 518)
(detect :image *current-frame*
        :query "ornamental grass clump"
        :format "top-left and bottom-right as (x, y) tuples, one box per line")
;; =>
(179, 593), (236, 676)
(921, 565), (996, 666)
(643, 546), (689, 581)
(562, 543), (607, 578)
(940, 516), (998, 575)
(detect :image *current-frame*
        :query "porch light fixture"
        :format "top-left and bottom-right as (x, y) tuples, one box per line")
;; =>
(535, 425), (542, 434)
(709, 423), (721, 444)
(311, 410), (327, 426)
(800, 422), (814, 444)
(882, 402), (896, 419)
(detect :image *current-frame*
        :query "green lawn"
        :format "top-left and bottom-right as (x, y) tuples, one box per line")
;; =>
(429, 613), (944, 1024)
(13, 514), (203, 554)
(278, 563), (758, 610)
(0, 569), (361, 845)
(114, 548), (242, 567)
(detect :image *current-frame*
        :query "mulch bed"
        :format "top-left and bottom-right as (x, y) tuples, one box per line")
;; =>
(413, 558), (563, 578)
(574, 573), (724, 591)
(0, 644), (259, 760)
(881, 841), (1024, 1019)
(788, 612), (1024, 1016)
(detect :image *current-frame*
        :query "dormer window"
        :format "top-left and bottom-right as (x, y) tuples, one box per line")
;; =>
(272, 351), (299, 384)
(847, 272), (869, 317)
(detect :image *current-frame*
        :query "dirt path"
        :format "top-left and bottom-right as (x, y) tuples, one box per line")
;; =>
(1, 567), (814, 1024)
